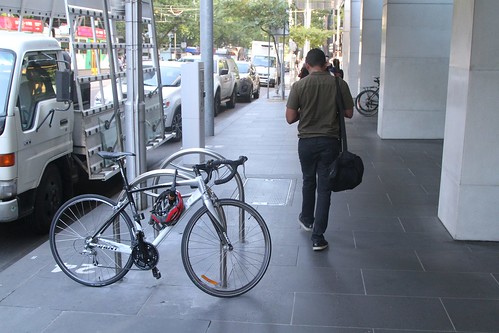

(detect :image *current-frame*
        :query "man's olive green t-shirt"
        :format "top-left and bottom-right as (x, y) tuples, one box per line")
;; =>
(286, 71), (353, 139)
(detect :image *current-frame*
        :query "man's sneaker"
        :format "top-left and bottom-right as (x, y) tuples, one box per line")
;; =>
(312, 238), (329, 251)
(298, 214), (313, 232)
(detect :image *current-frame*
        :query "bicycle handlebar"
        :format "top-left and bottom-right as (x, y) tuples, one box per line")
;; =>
(194, 156), (248, 185)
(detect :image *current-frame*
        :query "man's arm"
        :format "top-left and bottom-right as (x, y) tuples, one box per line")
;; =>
(286, 107), (300, 124)
(344, 108), (353, 119)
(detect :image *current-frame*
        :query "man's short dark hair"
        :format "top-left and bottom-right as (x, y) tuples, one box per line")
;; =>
(305, 48), (326, 67)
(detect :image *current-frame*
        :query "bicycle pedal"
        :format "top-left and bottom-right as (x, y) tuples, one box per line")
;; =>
(152, 267), (161, 279)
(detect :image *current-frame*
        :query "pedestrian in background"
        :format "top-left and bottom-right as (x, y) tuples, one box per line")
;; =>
(325, 55), (333, 73)
(332, 58), (344, 78)
(298, 64), (309, 79)
(285, 48), (354, 251)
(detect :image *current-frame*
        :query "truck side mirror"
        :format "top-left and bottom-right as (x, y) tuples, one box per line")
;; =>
(55, 70), (72, 103)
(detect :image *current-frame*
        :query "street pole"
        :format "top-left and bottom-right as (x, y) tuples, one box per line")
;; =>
(201, 0), (214, 136)
(124, 0), (146, 180)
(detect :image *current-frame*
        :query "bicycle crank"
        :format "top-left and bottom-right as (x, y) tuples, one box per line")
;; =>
(131, 241), (159, 270)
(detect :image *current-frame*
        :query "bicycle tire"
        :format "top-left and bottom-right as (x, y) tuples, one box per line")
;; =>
(49, 194), (135, 287)
(355, 89), (379, 116)
(181, 199), (271, 297)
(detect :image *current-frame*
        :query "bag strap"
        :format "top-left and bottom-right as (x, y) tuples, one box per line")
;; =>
(335, 76), (348, 151)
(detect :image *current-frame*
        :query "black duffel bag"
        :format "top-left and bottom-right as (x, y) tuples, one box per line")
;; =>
(327, 150), (364, 192)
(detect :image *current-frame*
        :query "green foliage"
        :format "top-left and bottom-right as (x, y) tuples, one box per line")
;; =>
(150, 0), (333, 52)
(290, 25), (332, 49)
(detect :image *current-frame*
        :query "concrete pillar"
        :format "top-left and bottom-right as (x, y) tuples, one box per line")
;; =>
(343, 0), (361, 97)
(378, 0), (453, 139)
(358, 0), (382, 93)
(439, 0), (499, 241)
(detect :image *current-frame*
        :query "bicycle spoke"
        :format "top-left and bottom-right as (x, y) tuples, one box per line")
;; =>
(181, 199), (271, 297)
(50, 195), (134, 287)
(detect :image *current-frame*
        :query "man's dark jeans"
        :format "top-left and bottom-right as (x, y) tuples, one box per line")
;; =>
(298, 137), (340, 241)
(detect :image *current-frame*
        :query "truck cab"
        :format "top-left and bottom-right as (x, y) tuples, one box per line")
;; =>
(0, 32), (73, 231)
(250, 40), (280, 88)
(252, 55), (279, 88)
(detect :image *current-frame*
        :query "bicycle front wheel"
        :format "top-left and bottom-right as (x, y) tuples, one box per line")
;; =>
(356, 89), (379, 116)
(49, 194), (135, 287)
(181, 199), (271, 297)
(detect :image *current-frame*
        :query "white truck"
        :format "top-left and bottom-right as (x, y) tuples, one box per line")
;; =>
(0, 0), (170, 233)
(251, 40), (280, 88)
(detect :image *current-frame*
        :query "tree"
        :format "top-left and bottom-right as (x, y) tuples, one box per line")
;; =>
(153, 0), (201, 49)
(289, 25), (331, 50)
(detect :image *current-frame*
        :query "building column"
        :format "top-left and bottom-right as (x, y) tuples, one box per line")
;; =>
(378, 0), (453, 139)
(343, 0), (361, 97)
(358, 0), (382, 93)
(439, 0), (499, 241)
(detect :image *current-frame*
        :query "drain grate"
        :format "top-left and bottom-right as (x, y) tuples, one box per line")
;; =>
(243, 178), (293, 206)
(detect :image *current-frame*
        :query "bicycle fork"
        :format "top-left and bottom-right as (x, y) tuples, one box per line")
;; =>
(203, 195), (233, 288)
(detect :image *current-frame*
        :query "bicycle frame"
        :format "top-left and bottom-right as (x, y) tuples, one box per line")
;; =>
(92, 170), (230, 255)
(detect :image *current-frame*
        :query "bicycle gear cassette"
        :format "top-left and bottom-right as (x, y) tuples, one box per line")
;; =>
(132, 242), (159, 270)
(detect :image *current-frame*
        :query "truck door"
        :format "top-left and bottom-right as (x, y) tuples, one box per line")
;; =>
(16, 52), (73, 193)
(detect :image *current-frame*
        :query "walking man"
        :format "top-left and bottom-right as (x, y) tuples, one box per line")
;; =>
(285, 48), (354, 251)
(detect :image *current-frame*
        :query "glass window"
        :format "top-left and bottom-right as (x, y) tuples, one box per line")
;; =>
(0, 50), (15, 118)
(18, 52), (57, 130)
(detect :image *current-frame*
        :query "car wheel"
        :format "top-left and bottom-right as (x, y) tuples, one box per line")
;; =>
(171, 109), (182, 142)
(214, 90), (221, 116)
(253, 85), (260, 99)
(244, 85), (252, 103)
(226, 86), (236, 109)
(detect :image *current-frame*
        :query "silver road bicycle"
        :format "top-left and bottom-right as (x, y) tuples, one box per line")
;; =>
(49, 151), (271, 297)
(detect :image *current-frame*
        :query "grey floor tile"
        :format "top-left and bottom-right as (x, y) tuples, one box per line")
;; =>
(1, 272), (153, 315)
(139, 285), (293, 324)
(258, 265), (364, 294)
(417, 248), (499, 273)
(442, 298), (499, 332)
(363, 269), (499, 298)
(399, 216), (450, 234)
(353, 230), (462, 251)
(0, 306), (61, 333)
(297, 247), (423, 271)
(208, 321), (373, 333)
(292, 293), (454, 331)
(45, 311), (210, 333)
(347, 202), (398, 218)
(270, 245), (299, 266)
(387, 188), (439, 205)
(331, 216), (404, 233)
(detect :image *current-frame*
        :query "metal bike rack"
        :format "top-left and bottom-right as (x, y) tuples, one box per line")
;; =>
(160, 148), (247, 286)
(159, 147), (245, 203)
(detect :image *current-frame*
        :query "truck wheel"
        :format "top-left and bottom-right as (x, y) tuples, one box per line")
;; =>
(214, 90), (221, 116)
(33, 164), (63, 234)
(226, 87), (237, 109)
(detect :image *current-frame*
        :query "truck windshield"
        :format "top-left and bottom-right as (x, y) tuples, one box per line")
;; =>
(0, 50), (15, 119)
(252, 56), (275, 67)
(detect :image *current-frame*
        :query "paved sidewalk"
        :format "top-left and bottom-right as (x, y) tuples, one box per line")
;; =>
(2, 92), (499, 333)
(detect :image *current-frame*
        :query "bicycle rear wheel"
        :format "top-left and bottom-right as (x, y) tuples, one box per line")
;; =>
(49, 194), (135, 287)
(181, 199), (271, 297)
(355, 89), (379, 116)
